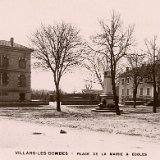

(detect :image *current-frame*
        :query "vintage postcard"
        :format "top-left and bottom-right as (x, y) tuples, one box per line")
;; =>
(0, 0), (160, 160)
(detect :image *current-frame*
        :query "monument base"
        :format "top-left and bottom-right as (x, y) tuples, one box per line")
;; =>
(91, 107), (116, 112)
(91, 93), (116, 112)
(100, 93), (114, 105)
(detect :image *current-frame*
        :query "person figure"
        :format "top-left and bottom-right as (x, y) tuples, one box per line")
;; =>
(98, 99), (106, 108)
(102, 99), (106, 106)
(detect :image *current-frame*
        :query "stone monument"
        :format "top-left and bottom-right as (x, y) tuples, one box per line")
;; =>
(92, 71), (116, 112)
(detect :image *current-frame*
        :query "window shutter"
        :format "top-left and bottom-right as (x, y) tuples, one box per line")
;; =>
(0, 56), (2, 67)
(18, 75), (26, 87)
(18, 75), (20, 86)
(6, 74), (9, 85)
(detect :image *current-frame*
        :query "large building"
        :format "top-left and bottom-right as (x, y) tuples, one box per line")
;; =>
(118, 75), (153, 104)
(118, 67), (155, 104)
(0, 38), (33, 102)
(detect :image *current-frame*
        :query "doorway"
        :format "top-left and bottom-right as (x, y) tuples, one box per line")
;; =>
(19, 93), (25, 101)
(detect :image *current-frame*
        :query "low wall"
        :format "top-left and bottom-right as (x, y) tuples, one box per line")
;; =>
(124, 101), (145, 105)
(61, 100), (99, 105)
(0, 101), (49, 106)
(61, 93), (100, 105)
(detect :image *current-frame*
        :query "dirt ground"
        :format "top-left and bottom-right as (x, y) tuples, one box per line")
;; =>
(0, 103), (160, 160)
(0, 103), (160, 141)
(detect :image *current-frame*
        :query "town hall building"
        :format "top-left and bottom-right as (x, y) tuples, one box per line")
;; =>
(0, 38), (33, 102)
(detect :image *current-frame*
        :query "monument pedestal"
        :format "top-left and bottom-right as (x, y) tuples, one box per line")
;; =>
(91, 94), (116, 112)
(92, 71), (116, 113)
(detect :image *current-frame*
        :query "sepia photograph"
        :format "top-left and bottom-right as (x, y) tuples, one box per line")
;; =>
(0, 0), (160, 159)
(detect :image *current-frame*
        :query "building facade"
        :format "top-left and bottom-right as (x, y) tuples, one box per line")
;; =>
(0, 38), (33, 101)
(118, 73), (154, 104)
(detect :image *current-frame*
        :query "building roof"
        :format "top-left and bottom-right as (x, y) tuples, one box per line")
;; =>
(119, 65), (147, 78)
(0, 39), (33, 52)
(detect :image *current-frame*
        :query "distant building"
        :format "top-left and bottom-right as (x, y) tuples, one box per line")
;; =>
(0, 38), (33, 101)
(118, 74), (154, 104)
(117, 66), (157, 104)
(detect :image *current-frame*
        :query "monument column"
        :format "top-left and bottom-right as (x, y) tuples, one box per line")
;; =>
(100, 71), (114, 105)
(92, 71), (116, 112)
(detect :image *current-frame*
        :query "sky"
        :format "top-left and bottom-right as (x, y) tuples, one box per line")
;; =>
(0, 0), (160, 92)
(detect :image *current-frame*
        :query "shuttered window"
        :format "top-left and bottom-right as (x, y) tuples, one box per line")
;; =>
(19, 58), (26, 69)
(18, 74), (26, 87)
(0, 55), (9, 68)
(147, 88), (150, 96)
(140, 88), (143, 96)
(0, 72), (9, 86)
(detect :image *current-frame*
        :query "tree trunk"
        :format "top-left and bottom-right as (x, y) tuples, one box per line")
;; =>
(133, 82), (138, 108)
(111, 69), (120, 115)
(153, 79), (157, 113)
(55, 84), (61, 112)
(153, 64), (157, 113)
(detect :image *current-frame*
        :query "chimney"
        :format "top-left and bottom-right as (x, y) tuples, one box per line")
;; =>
(10, 37), (14, 47)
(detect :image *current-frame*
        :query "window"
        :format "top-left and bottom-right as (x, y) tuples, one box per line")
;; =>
(127, 89), (129, 96)
(19, 58), (26, 69)
(122, 79), (125, 85)
(18, 75), (26, 87)
(147, 88), (150, 96)
(0, 72), (9, 86)
(126, 77), (130, 83)
(0, 55), (9, 68)
(140, 88), (143, 96)
(122, 89), (124, 95)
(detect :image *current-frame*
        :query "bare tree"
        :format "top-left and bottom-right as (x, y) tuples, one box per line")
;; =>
(84, 80), (93, 90)
(30, 22), (84, 111)
(126, 52), (146, 108)
(83, 52), (109, 89)
(91, 11), (134, 115)
(145, 36), (160, 113)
